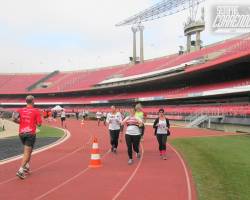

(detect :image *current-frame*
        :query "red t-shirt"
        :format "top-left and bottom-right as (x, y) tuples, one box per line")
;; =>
(17, 106), (42, 134)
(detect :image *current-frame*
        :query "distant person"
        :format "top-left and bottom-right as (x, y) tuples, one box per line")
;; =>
(81, 110), (86, 120)
(106, 106), (122, 153)
(96, 111), (102, 126)
(135, 103), (147, 141)
(122, 107), (142, 165)
(52, 110), (57, 119)
(153, 108), (170, 160)
(43, 109), (48, 120)
(75, 111), (79, 120)
(102, 111), (107, 126)
(60, 109), (66, 127)
(13, 95), (42, 179)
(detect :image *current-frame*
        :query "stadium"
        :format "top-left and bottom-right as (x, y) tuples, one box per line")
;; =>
(1, 32), (250, 131)
(0, 0), (250, 200)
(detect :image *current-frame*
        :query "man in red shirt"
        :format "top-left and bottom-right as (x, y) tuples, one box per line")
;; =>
(13, 95), (42, 179)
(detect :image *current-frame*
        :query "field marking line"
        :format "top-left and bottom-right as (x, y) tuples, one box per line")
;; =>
(168, 144), (192, 200)
(33, 149), (111, 200)
(0, 131), (93, 186)
(112, 144), (144, 200)
(0, 127), (70, 165)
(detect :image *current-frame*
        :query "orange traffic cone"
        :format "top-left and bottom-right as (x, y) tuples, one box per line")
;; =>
(81, 119), (84, 127)
(89, 137), (102, 168)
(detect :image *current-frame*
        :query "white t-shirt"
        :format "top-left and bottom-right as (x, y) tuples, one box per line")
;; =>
(157, 119), (168, 134)
(124, 116), (142, 136)
(106, 112), (122, 130)
(61, 111), (66, 118)
(96, 112), (102, 119)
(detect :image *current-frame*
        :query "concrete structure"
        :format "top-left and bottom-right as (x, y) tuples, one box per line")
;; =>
(184, 20), (205, 52)
(131, 26), (138, 63)
(138, 25), (145, 63)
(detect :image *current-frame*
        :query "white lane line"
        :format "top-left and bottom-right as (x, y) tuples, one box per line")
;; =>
(168, 144), (192, 200)
(112, 144), (144, 200)
(0, 134), (93, 186)
(33, 150), (111, 200)
(0, 127), (70, 165)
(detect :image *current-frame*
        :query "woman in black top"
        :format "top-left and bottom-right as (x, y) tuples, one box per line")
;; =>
(153, 108), (170, 160)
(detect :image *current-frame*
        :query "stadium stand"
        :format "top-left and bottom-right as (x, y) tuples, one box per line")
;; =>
(0, 33), (250, 129)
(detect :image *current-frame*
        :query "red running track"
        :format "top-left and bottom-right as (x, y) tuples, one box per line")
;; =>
(0, 119), (232, 200)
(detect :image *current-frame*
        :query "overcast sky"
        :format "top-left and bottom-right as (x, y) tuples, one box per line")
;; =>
(0, 0), (246, 73)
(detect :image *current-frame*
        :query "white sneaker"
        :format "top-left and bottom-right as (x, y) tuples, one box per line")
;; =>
(16, 171), (26, 179)
(128, 159), (133, 165)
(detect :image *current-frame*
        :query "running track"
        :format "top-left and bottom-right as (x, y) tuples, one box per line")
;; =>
(0, 119), (234, 200)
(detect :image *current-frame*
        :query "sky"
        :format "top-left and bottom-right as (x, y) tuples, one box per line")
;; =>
(0, 0), (247, 73)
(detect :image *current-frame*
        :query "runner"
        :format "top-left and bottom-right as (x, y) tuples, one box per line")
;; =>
(96, 111), (102, 126)
(60, 109), (66, 127)
(153, 108), (170, 160)
(122, 107), (142, 165)
(106, 106), (122, 153)
(102, 111), (107, 126)
(135, 103), (147, 141)
(75, 110), (79, 120)
(13, 95), (42, 179)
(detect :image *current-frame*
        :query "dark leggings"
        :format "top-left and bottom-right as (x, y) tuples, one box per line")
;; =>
(156, 134), (168, 151)
(125, 134), (141, 159)
(139, 125), (145, 137)
(109, 129), (120, 148)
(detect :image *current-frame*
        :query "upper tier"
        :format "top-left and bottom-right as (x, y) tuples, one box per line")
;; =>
(0, 33), (250, 95)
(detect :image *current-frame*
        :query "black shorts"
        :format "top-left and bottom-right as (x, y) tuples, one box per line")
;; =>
(61, 117), (66, 122)
(19, 133), (36, 148)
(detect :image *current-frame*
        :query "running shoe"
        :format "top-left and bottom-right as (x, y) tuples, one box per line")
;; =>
(111, 147), (114, 152)
(16, 171), (25, 179)
(113, 148), (117, 153)
(128, 159), (133, 165)
(162, 155), (167, 160)
(23, 166), (30, 174)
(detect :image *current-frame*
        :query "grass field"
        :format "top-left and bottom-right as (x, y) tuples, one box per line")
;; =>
(171, 135), (250, 200)
(36, 125), (65, 138)
(3, 125), (65, 140)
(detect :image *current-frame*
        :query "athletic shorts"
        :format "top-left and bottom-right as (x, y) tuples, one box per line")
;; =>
(61, 117), (66, 122)
(19, 133), (36, 148)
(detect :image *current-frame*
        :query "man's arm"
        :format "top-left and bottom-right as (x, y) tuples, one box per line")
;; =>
(36, 111), (42, 127)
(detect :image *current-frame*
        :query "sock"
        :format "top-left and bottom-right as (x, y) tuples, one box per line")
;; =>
(25, 163), (29, 169)
(18, 167), (24, 173)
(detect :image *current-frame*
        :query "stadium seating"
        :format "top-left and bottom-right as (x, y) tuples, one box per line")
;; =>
(0, 34), (250, 119)
(0, 33), (249, 94)
(0, 74), (46, 94)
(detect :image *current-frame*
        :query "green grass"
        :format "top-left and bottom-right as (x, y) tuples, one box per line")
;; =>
(171, 135), (250, 200)
(2, 125), (64, 140)
(36, 125), (65, 138)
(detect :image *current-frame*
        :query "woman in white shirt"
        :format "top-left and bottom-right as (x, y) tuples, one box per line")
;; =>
(106, 106), (122, 153)
(153, 108), (170, 160)
(60, 110), (66, 127)
(122, 107), (143, 165)
(96, 111), (102, 126)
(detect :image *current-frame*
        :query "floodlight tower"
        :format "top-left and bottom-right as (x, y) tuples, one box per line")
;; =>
(116, 0), (205, 63)
(184, 2), (205, 52)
